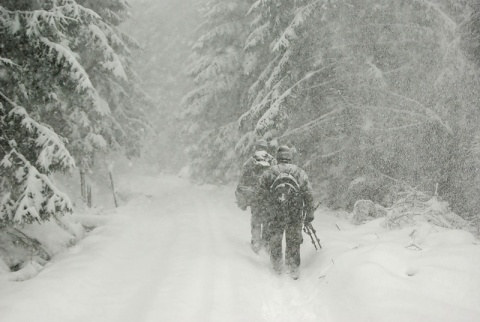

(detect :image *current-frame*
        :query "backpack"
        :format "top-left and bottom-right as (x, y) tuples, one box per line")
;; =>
(269, 170), (301, 210)
(235, 186), (254, 210)
(235, 152), (272, 210)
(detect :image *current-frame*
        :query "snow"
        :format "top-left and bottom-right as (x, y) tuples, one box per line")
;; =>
(87, 133), (109, 150)
(39, 37), (94, 93)
(0, 173), (479, 322)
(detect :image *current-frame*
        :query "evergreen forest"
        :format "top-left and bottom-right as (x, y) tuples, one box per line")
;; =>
(1, 0), (480, 252)
(180, 0), (480, 223)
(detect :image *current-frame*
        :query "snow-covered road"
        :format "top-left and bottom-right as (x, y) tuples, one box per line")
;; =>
(0, 174), (479, 322)
(0, 175), (328, 322)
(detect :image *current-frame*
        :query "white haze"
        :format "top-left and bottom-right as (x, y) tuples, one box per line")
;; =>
(1, 1), (479, 321)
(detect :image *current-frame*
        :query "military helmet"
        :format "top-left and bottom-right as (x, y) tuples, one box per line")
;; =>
(255, 139), (268, 150)
(276, 145), (292, 162)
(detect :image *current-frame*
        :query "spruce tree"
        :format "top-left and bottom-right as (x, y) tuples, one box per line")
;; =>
(0, 0), (149, 225)
(236, 0), (476, 208)
(238, 0), (323, 154)
(181, 0), (252, 182)
(182, 0), (480, 219)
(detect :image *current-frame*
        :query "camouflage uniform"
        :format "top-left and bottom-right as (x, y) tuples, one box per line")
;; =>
(236, 150), (275, 253)
(258, 151), (314, 278)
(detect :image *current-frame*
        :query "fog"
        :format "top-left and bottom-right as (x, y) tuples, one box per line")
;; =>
(0, 1), (480, 321)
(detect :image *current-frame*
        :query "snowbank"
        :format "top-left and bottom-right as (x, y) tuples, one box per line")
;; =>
(320, 215), (480, 322)
(0, 174), (478, 322)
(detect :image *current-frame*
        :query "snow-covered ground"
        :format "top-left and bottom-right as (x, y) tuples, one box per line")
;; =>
(0, 173), (479, 322)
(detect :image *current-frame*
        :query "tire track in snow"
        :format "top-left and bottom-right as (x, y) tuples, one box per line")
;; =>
(144, 184), (238, 321)
(0, 175), (329, 322)
(138, 179), (281, 321)
(140, 178), (329, 322)
(147, 180), (327, 322)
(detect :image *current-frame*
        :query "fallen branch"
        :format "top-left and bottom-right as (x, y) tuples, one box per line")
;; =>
(405, 243), (422, 251)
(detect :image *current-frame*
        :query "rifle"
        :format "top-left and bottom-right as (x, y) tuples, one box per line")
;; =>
(304, 222), (322, 250)
(303, 202), (322, 251)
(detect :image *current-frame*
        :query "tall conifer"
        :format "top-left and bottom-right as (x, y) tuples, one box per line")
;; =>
(0, 0), (149, 225)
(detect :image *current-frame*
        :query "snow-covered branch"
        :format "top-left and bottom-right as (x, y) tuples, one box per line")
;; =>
(272, 0), (322, 52)
(0, 91), (75, 172)
(0, 149), (73, 227)
(39, 37), (95, 94)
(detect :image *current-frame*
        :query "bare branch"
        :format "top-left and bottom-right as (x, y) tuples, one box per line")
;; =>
(355, 85), (453, 135)
(367, 122), (425, 133)
(279, 106), (343, 139)
(317, 148), (346, 159)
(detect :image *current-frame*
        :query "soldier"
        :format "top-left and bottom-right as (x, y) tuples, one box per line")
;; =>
(258, 145), (314, 279)
(235, 139), (275, 253)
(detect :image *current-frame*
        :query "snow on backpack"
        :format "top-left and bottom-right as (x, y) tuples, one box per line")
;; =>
(253, 151), (271, 167)
(270, 171), (301, 208)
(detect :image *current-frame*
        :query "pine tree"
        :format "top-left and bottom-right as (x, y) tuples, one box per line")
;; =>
(445, 0), (480, 218)
(181, 0), (253, 183)
(326, 0), (474, 207)
(76, 0), (153, 161)
(238, 0), (324, 154)
(0, 0), (149, 225)
(183, 0), (480, 218)
(0, 94), (75, 226)
(238, 0), (475, 208)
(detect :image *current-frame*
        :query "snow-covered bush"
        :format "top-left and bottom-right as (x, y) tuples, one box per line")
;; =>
(349, 200), (387, 225)
(383, 189), (469, 231)
(0, 215), (84, 280)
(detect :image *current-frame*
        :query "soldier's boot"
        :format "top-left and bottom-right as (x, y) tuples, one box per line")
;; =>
(287, 265), (300, 280)
(270, 246), (283, 274)
(285, 237), (301, 280)
(251, 240), (261, 254)
(273, 265), (283, 275)
(260, 235), (270, 253)
(251, 218), (262, 254)
(272, 258), (283, 275)
(260, 220), (271, 251)
(261, 241), (270, 254)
